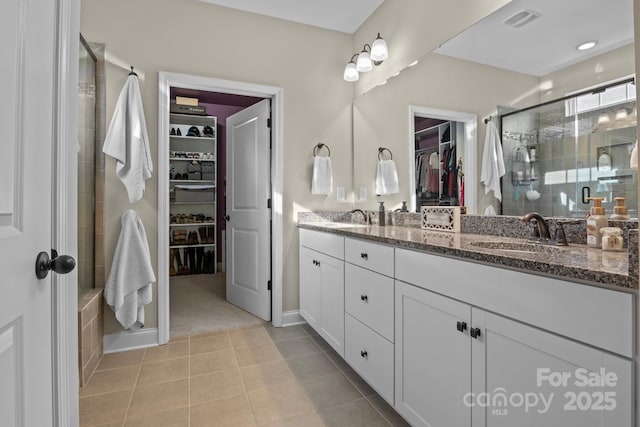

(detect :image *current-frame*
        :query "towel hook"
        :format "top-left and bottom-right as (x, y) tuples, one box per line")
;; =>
(484, 116), (492, 124)
(378, 147), (393, 160)
(313, 143), (331, 157)
(129, 66), (138, 77)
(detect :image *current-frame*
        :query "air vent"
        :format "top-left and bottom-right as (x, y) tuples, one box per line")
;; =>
(503, 9), (540, 28)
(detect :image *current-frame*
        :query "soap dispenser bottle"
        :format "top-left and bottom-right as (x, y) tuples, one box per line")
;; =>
(378, 201), (385, 226)
(586, 197), (607, 248)
(610, 197), (631, 220)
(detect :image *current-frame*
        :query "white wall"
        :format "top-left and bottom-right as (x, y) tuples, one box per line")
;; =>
(81, 0), (354, 333)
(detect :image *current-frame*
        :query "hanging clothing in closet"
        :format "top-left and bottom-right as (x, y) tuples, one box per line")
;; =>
(415, 150), (440, 198)
(440, 145), (458, 203)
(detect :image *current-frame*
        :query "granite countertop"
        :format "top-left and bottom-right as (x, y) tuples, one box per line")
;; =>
(298, 221), (637, 291)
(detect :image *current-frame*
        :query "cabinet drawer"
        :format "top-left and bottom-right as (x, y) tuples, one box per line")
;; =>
(345, 264), (394, 342)
(345, 314), (394, 405)
(345, 238), (393, 277)
(300, 228), (344, 259)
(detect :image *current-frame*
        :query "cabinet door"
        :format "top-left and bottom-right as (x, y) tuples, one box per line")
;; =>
(472, 308), (633, 427)
(299, 247), (321, 330)
(318, 252), (345, 357)
(395, 281), (472, 427)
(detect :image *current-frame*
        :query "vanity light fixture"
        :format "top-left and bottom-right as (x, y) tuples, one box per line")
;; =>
(343, 55), (360, 82)
(615, 108), (629, 120)
(343, 33), (389, 81)
(576, 40), (597, 51)
(597, 111), (610, 124)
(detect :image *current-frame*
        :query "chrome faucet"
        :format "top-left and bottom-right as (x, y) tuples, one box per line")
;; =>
(349, 209), (370, 224)
(521, 212), (551, 241)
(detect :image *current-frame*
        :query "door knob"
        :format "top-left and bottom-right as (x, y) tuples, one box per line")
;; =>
(224, 215), (230, 221)
(35, 250), (75, 279)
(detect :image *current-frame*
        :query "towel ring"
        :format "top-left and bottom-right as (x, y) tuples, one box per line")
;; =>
(313, 143), (331, 157)
(378, 147), (393, 160)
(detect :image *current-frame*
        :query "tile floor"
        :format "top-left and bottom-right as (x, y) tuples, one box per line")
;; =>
(79, 323), (410, 427)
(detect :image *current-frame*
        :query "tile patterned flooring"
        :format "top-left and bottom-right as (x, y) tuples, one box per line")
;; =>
(79, 323), (410, 427)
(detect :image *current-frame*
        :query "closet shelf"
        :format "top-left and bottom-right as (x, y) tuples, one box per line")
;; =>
(169, 180), (216, 184)
(170, 222), (215, 227)
(169, 243), (216, 249)
(170, 201), (216, 205)
(170, 135), (216, 142)
(169, 157), (215, 162)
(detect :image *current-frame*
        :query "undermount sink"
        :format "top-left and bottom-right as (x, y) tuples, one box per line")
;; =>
(311, 222), (369, 229)
(467, 240), (574, 255)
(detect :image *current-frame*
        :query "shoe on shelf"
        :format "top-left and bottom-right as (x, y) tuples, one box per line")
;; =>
(170, 127), (176, 135)
(176, 128), (182, 136)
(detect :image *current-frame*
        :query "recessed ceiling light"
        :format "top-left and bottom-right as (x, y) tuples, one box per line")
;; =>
(576, 41), (597, 51)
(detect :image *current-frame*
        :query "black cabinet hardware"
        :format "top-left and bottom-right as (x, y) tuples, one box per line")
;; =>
(470, 328), (481, 339)
(456, 321), (467, 333)
(360, 350), (368, 359)
(361, 253), (368, 260)
(360, 295), (368, 302)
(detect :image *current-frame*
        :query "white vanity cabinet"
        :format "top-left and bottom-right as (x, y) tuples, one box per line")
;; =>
(472, 308), (633, 427)
(395, 281), (472, 427)
(299, 229), (345, 356)
(394, 249), (634, 427)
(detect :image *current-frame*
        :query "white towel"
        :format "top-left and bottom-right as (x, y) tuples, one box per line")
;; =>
(375, 159), (399, 195)
(311, 156), (333, 195)
(103, 75), (153, 203)
(630, 140), (638, 169)
(104, 210), (155, 330)
(480, 121), (506, 201)
(484, 205), (497, 216)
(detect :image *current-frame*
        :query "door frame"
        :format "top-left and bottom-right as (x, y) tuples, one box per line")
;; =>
(157, 72), (284, 344)
(408, 105), (478, 214)
(53, 0), (81, 425)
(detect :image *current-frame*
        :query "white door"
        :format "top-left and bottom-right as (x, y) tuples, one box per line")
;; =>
(318, 252), (344, 356)
(0, 0), (69, 425)
(226, 99), (271, 320)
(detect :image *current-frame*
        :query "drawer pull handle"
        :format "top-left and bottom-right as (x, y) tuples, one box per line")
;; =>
(470, 328), (481, 339)
(360, 295), (368, 302)
(360, 253), (368, 260)
(456, 321), (467, 333)
(360, 350), (368, 359)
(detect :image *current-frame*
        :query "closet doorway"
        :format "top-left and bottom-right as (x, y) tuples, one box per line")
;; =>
(409, 106), (478, 213)
(158, 73), (284, 344)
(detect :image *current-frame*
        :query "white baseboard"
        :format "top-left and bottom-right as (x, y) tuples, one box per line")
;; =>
(281, 310), (306, 327)
(103, 327), (159, 354)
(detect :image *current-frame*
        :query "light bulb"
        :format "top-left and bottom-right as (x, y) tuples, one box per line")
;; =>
(598, 112), (610, 124)
(615, 108), (628, 120)
(356, 51), (373, 72)
(343, 62), (359, 82)
(370, 34), (388, 62)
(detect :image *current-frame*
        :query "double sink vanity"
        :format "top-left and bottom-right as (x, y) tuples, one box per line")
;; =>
(298, 212), (637, 426)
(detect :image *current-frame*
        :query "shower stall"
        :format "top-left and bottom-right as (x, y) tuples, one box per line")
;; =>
(77, 34), (106, 387)
(501, 78), (637, 218)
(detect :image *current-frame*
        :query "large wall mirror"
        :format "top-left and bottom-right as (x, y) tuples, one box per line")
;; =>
(352, 0), (635, 218)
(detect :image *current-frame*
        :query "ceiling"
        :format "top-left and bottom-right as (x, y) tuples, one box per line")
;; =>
(197, 0), (383, 34)
(434, 0), (634, 77)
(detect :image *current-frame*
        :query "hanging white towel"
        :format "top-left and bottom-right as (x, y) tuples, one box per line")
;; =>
(484, 205), (497, 216)
(630, 140), (638, 169)
(375, 159), (400, 195)
(103, 75), (153, 203)
(311, 156), (333, 195)
(104, 210), (155, 330)
(480, 121), (506, 201)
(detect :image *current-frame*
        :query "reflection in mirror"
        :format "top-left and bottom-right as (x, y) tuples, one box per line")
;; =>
(501, 78), (637, 218)
(352, 0), (634, 216)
